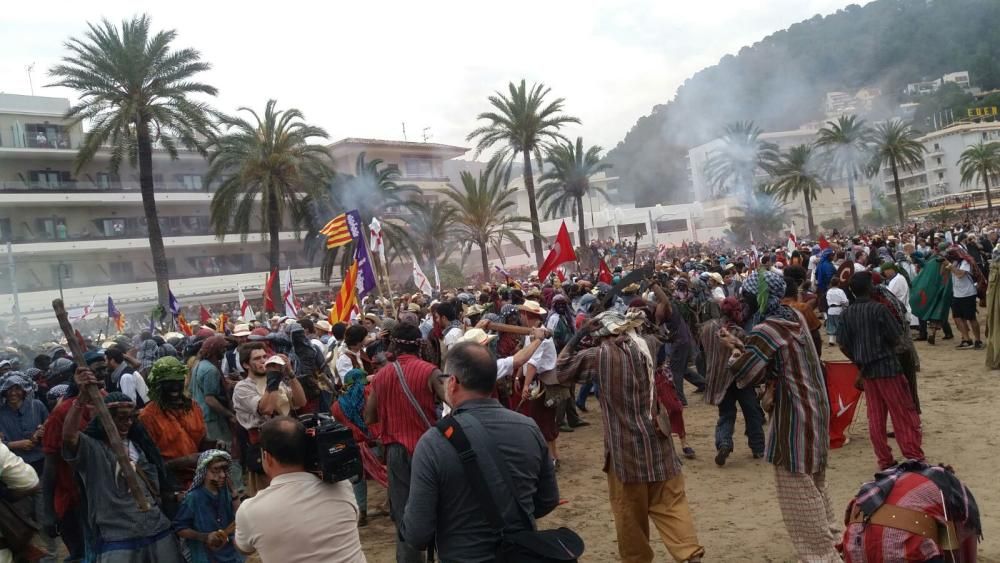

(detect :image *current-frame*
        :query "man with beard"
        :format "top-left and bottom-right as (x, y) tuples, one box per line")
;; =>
(63, 368), (184, 562)
(139, 357), (209, 491)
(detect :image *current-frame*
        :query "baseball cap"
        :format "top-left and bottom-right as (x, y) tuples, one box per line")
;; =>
(264, 355), (286, 366)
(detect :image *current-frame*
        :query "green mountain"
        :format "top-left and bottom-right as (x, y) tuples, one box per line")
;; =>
(607, 0), (1000, 205)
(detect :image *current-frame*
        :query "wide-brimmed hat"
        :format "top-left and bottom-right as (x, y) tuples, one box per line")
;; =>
(457, 328), (497, 346)
(314, 320), (332, 333)
(517, 300), (547, 317)
(707, 272), (724, 285)
(264, 355), (285, 366)
(232, 323), (252, 337)
(407, 303), (422, 313)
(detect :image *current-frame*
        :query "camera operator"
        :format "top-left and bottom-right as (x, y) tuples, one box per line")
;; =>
(234, 416), (365, 563)
(232, 344), (306, 496)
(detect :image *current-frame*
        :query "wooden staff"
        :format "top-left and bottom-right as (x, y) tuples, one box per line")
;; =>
(52, 299), (150, 512)
(481, 321), (537, 336)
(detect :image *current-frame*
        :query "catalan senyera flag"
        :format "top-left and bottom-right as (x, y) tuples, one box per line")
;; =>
(177, 312), (193, 336)
(320, 210), (363, 249)
(217, 313), (228, 333)
(329, 260), (359, 324)
(107, 296), (125, 333)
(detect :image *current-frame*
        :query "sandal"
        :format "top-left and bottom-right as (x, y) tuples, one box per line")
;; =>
(682, 446), (696, 459)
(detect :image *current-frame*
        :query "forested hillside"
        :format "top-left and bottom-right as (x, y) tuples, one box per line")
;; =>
(608, 0), (1000, 205)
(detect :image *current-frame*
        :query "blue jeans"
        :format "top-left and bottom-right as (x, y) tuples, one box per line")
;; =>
(575, 380), (597, 409)
(715, 383), (765, 454)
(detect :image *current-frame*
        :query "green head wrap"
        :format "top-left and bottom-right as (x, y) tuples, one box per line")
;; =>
(147, 356), (188, 404)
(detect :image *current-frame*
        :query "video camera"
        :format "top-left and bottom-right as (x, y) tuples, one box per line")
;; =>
(298, 413), (362, 483)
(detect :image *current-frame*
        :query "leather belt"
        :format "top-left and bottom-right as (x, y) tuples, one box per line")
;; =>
(850, 505), (959, 547)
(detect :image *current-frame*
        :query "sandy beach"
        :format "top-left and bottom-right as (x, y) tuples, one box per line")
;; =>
(358, 339), (1000, 562)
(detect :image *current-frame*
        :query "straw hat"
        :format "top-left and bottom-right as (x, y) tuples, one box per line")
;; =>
(457, 328), (497, 346)
(232, 323), (252, 337)
(707, 272), (724, 285)
(314, 320), (332, 333)
(517, 300), (547, 317)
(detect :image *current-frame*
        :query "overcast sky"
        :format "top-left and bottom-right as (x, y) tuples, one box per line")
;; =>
(1, 0), (868, 158)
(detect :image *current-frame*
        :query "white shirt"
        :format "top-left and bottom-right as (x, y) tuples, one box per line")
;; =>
(887, 274), (911, 314)
(524, 336), (557, 373)
(118, 371), (150, 404)
(442, 325), (465, 350)
(497, 356), (515, 380)
(711, 286), (726, 302)
(952, 260), (978, 298)
(1, 442), (39, 563)
(235, 472), (365, 563)
(825, 288), (849, 315)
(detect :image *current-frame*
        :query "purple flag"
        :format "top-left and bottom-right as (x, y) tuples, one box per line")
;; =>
(353, 238), (378, 301)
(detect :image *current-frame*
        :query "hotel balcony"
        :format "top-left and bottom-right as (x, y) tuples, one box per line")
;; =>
(0, 231), (305, 256)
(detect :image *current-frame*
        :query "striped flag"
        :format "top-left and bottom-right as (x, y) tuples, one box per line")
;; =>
(168, 290), (181, 316)
(177, 312), (193, 336)
(282, 267), (299, 317)
(69, 296), (96, 321)
(412, 256), (433, 296)
(369, 217), (385, 261)
(329, 260), (359, 323)
(320, 210), (363, 249)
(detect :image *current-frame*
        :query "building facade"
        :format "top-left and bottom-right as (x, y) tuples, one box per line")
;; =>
(0, 94), (472, 325)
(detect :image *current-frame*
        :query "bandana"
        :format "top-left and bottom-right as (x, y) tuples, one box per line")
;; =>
(592, 310), (647, 338)
(743, 270), (796, 325)
(188, 449), (233, 493)
(337, 369), (368, 434)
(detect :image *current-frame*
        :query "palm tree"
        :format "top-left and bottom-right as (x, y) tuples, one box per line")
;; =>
(957, 141), (1000, 212)
(867, 119), (926, 224)
(48, 15), (217, 309)
(703, 121), (780, 198)
(383, 200), (457, 279)
(764, 145), (827, 237)
(727, 194), (794, 243)
(467, 80), (580, 266)
(537, 137), (611, 247)
(444, 165), (530, 279)
(308, 152), (420, 283)
(206, 100), (332, 309)
(815, 115), (875, 233)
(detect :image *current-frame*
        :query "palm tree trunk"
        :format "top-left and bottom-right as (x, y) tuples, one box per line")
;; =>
(479, 240), (490, 281)
(522, 149), (544, 267)
(847, 172), (860, 233)
(890, 157), (905, 225)
(576, 195), (587, 248)
(804, 193), (816, 238)
(984, 168), (994, 212)
(136, 119), (170, 309)
(267, 196), (282, 312)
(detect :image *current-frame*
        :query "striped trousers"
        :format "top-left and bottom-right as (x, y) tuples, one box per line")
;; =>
(864, 375), (924, 469)
(774, 467), (842, 563)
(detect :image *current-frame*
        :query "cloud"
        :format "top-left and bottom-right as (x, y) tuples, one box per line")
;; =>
(0, 0), (869, 155)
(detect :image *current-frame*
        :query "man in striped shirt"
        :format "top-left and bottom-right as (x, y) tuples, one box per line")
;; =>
(719, 270), (839, 562)
(838, 272), (925, 470)
(557, 305), (704, 563)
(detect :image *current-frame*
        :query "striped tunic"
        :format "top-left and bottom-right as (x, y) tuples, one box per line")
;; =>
(732, 312), (830, 475)
(557, 334), (682, 483)
(371, 353), (439, 456)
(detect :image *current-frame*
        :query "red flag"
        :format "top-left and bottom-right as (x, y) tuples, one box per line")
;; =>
(177, 313), (193, 336)
(598, 259), (613, 285)
(199, 304), (211, 324)
(555, 268), (566, 283)
(825, 360), (862, 448)
(818, 234), (830, 250)
(263, 268), (278, 312)
(538, 221), (577, 281)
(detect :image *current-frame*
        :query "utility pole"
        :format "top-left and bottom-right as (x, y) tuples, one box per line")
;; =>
(402, 122), (407, 141)
(7, 241), (20, 327)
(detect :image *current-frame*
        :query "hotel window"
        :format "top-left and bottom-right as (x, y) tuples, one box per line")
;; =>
(50, 263), (73, 284)
(0, 218), (10, 242)
(35, 217), (67, 240)
(177, 174), (203, 191)
(99, 218), (127, 237)
(95, 173), (112, 190)
(109, 261), (135, 282)
(403, 157), (435, 177)
(29, 170), (70, 189)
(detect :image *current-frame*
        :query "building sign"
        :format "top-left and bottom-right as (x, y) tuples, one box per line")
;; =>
(967, 107), (998, 117)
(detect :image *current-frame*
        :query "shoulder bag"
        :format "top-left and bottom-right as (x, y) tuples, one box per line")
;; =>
(393, 361), (433, 429)
(435, 415), (584, 562)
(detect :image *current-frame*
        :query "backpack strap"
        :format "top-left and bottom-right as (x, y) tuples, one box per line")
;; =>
(435, 416), (507, 535)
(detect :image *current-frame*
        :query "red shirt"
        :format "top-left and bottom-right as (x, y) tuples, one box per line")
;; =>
(370, 354), (438, 455)
(43, 397), (93, 519)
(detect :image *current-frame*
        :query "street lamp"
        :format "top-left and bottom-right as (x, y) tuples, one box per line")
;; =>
(56, 262), (70, 301)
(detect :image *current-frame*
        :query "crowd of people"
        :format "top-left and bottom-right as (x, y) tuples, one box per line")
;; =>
(0, 220), (991, 562)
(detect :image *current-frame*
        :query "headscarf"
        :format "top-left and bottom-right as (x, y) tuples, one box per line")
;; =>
(188, 449), (233, 493)
(0, 373), (35, 404)
(719, 296), (743, 326)
(198, 335), (228, 362)
(497, 304), (521, 358)
(146, 356), (189, 405)
(337, 368), (368, 434)
(576, 293), (597, 314)
(742, 269), (797, 325)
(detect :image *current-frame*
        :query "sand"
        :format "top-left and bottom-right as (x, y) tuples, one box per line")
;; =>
(358, 340), (1000, 562)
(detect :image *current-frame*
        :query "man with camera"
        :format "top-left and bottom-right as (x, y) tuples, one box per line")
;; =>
(232, 343), (306, 496)
(234, 416), (366, 562)
(401, 341), (561, 562)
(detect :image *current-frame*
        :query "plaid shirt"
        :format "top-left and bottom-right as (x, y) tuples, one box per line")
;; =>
(557, 334), (682, 483)
(732, 313), (830, 475)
